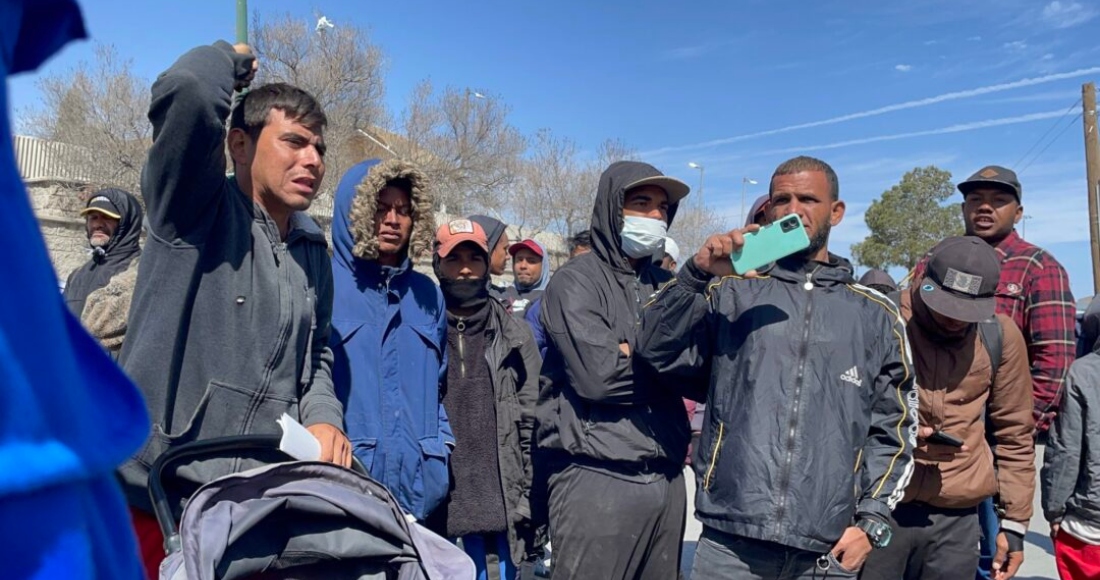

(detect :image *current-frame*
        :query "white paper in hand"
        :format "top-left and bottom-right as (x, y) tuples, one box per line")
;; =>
(277, 413), (321, 461)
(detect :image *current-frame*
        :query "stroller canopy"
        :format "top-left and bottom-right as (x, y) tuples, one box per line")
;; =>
(163, 461), (473, 580)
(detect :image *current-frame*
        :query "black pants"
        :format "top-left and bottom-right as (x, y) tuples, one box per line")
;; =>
(547, 464), (685, 580)
(691, 527), (857, 580)
(860, 502), (980, 580)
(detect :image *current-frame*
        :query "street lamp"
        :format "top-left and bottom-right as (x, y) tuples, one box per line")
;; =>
(357, 128), (397, 158)
(741, 177), (758, 225)
(1021, 214), (1033, 238)
(688, 162), (705, 204)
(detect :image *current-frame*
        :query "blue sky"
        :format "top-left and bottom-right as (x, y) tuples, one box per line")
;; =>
(10, 0), (1100, 300)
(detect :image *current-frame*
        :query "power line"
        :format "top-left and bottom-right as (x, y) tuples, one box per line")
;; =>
(1013, 97), (1080, 169)
(1018, 111), (1082, 174)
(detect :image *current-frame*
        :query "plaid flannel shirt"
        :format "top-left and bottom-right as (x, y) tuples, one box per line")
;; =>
(911, 230), (1075, 432)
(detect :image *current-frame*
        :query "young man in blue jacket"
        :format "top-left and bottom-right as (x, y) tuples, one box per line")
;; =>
(330, 158), (455, 522)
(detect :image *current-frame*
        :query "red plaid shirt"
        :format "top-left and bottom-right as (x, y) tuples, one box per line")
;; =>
(911, 230), (1076, 431)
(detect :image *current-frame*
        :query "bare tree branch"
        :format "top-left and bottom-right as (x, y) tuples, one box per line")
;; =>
(20, 44), (151, 193)
(394, 80), (526, 216)
(252, 12), (388, 216)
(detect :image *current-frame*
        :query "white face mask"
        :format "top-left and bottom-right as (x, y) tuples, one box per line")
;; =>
(620, 215), (668, 260)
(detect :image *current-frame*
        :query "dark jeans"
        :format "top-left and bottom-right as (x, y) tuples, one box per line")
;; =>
(975, 497), (998, 580)
(860, 502), (980, 580)
(691, 527), (857, 580)
(548, 465), (685, 580)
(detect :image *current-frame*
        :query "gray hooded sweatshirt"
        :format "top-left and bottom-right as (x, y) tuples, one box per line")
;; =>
(1042, 298), (1100, 530)
(118, 42), (342, 513)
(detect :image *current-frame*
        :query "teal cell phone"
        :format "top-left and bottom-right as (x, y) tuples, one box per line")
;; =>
(730, 214), (811, 275)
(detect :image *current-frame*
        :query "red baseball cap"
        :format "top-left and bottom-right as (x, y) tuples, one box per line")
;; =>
(434, 219), (489, 257)
(508, 239), (544, 258)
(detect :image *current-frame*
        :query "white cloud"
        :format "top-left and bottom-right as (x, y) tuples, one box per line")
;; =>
(967, 36), (983, 41)
(895, 64), (913, 72)
(985, 89), (1079, 104)
(1042, 53), (1055, 60)
(924, 40), (939, 46)
(661, 40), (736, 61)
(1042, 1), (1099, 28)
(663, 44), (712, 60)
(753, 110), (1067, 157)
(641, 67), (1100, 156)
(1004, 40), (1029, 51)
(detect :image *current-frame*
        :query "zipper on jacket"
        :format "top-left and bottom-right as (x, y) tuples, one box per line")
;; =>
(773, 270), (816, 531)
(252, 242), (293, 432)
(630, 275), (662, 457)
(457, 318), (467, 378)
(703, 422), (725, 491)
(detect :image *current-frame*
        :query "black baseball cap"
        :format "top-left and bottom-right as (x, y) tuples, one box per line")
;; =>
(918, 236), (1000, 323)
(620, 162), (691, 205)
(80, 194), (122, 219)
(957, 165), (1022, 202)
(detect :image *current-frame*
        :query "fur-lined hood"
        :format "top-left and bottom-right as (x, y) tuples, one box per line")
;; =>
(332, 158), (436, 269)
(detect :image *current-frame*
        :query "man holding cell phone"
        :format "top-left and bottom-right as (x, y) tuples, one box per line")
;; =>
(861, 236), (1035, 580)
(638, 156), (917, 579)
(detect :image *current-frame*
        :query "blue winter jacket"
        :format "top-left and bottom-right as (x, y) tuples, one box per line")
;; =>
(330, 159), (455, 521)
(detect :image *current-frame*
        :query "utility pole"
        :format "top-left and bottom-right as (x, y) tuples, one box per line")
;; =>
(236, 0), (248, 44)
(1084, 82), (1100, 294)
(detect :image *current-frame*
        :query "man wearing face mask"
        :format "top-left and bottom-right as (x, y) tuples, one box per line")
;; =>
(428, 219), (542, 580)
(535, 160), (694, 580)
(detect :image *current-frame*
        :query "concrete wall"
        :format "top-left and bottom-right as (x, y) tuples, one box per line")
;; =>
(26, 179), (95, 288)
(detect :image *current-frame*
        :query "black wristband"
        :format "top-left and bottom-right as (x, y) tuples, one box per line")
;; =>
(1003, 528), (1025, 553)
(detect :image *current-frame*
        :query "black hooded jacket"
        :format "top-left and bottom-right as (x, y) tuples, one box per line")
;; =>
(64, 188), (143, 317)
(469, 214), (509, 299)
(534, 161), (694, 477)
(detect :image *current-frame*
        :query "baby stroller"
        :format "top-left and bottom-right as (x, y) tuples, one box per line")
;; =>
(149, 435), (475, 580)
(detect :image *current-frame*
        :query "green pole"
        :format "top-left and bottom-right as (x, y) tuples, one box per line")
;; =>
(236, 0), (248, 44)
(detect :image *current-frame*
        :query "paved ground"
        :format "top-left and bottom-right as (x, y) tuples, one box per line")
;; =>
(680, 450), (1060, 579)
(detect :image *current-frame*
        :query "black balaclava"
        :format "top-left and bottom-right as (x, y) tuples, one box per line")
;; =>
(434, 242), (492, 311)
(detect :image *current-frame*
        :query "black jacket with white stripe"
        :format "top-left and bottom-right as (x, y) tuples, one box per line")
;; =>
(637, 254), (917, 553)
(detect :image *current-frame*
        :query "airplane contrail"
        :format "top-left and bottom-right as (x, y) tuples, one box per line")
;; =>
(643, 67), (1100, 156)
(752, 109), (1067, 157)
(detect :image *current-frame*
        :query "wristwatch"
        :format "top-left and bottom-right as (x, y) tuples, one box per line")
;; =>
(856, 517), (893, 549)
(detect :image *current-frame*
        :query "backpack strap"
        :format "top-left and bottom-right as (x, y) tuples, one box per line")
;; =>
(977, 317), (1003, 381)
(978, 316), (1004, 462)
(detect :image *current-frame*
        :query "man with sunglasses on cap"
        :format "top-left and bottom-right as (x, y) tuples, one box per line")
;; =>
(862, 236), (1035, 580)
(64, 188), (144, 358)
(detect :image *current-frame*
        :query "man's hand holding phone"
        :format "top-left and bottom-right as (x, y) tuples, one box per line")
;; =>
(916, 426), (970, 462)
(694, 225), (762, 278)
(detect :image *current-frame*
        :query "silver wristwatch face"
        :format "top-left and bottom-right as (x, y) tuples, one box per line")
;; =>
(859, 520), (892, 548)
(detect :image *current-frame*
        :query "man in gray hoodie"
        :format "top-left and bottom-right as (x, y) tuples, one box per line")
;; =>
(118, 42), (349, 578)
(1042, 297), (1100, 579)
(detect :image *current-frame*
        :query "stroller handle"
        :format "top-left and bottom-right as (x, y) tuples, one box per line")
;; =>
(148, 434), (287, 554)
(147, 434), (368, 555)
